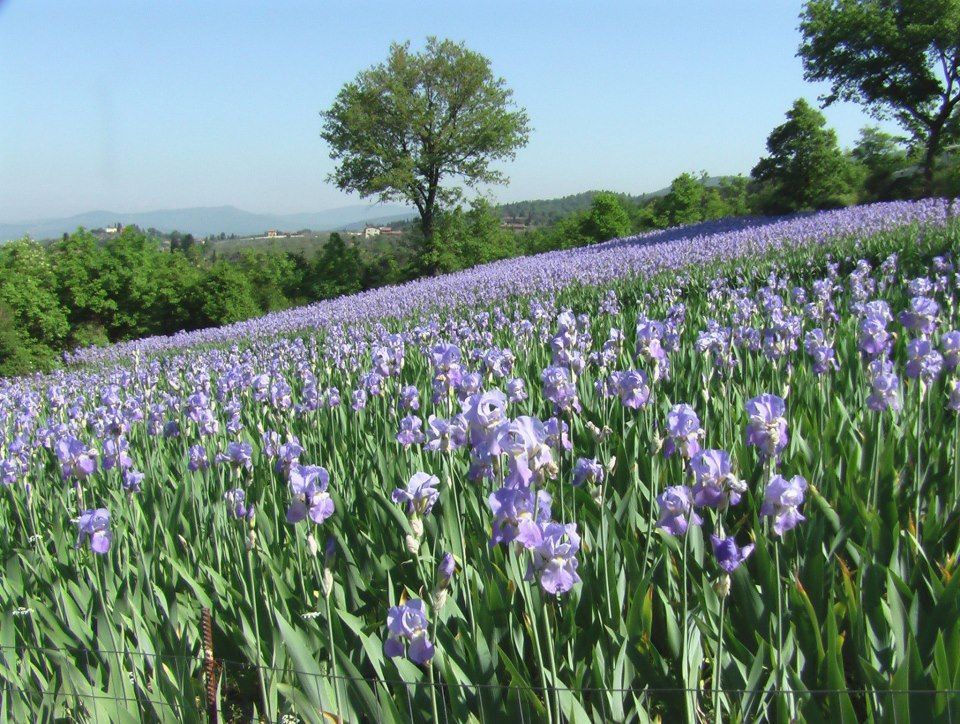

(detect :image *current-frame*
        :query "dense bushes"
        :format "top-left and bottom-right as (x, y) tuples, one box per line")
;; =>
(0, 228), (415, 376)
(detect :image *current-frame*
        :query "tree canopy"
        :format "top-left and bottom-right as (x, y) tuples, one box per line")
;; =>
(320, 37), (531, 273)
(752, 98), (853, 212)
(799, 0), (960, 191)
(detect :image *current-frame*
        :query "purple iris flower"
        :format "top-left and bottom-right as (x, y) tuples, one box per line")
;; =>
(430, 343), (462, 373)
(261, 429), (281, 458)
(424, 416), (457, 453)
(102, 437), (133, 471)
(635, 319), (670, 381)
(745, 394), (789, 459)
(760, 474), (807, 536)
(543, 417), (572, 452)
(384, 599), (434, 665)
(690, 450), (746, 509)
(942, 331), (960, 371)
(710, 535), (754, 573)
(122, 469), (144, 494)
(905, 339), (944, 383)
(867, 371), (902, 412)
(392, 472), (440, 517)
(663, 404), (703, 459)
(862, 300), (893, 325)
(437, 552), (456, 586)
(215, 441), (253, 470)
(75, 508), (112, 554)
(949, 380), (960, 412)
(462, 390), (508, 432)
(525, 522), (582, 595)
(224, 488), (252, 519)
(505, 377), (528, 403)
(489, 487), (552, 548)
(495, 416), (554, 487)
(908, 277), (935, 296)
(572, 458), (604, 487)
(55, 437), (98, 480)
(286, 465), (335, 525)
(541, 366), (580, 413)
(858, 317), (891, 360)
(0, 459), (22, 486)
(396, 416), (425, 448)
(351, 389), (367, 411)
(657, 486), (701, 536)
(616, 370), (651, 410)
(899, 296), (939, 337)
(803, 329), (839, 375)
(188, 444), (209, 472)
(275, 437), (304, 477)
(399, 385), (420, 411)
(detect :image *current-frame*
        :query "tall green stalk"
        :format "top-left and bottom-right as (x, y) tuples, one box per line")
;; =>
(681, 529), (695, 724)
(244, 543), (271, 721)
(522, 578), (553, 724)
(542, 603), (561, 724)
(325, 591), (344, 722)
(713, 590), (726, 724)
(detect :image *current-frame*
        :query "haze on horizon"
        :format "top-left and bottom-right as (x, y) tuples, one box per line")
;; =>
(0, 0), (898, 223)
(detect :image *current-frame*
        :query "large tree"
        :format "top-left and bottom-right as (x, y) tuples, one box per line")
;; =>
(321, 37), (530, 273)
(799, 0), (960, 193)
(752, 98), (852, 212)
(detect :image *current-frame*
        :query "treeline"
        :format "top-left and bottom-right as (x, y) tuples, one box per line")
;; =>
(499, 190), (650, 227)
(2, 102), (957, 377)
(0, 229), (411, 375)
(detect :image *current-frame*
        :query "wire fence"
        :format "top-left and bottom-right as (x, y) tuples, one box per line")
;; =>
(4, 639), (960, 722)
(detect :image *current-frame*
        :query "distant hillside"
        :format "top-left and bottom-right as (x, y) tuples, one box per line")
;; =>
(3, 178), (743, 242)
(0, 204), (417, 241)
(496, 178), (733, 225)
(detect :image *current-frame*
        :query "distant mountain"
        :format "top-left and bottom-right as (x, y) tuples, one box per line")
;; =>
(4, 178), (743, 242)
(0, 203), (417, 241)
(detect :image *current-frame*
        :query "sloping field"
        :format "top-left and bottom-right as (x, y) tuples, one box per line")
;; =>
(2, 199), (960, 721)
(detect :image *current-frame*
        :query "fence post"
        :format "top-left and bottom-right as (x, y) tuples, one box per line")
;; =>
(201, 608), (218, 723)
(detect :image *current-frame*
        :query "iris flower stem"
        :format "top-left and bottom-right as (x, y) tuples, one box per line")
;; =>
(558, 456), (567, 523)
(522, 579), (553, 724)
(542, 602), (561, 724)
(915, 384), (924, 535)
(325, 592), (344, 723)
(600, 482), (613, 620)
(713, 593), (726, 724)
(452, 476), (479, 646)
(427, 659), (440, 723)
(640, 453), (658, 583)
(870, 414), (883, 511)
(244, 546), (271, 721)
(953, 416), (959, 505)
(94, 557), (139, 722)
(132, 503), (159, 611)
(294, 536), (308, 603)
(681, 529), (695, 724)
(774, 539), (791, 720)
(6, 486), (26, 547)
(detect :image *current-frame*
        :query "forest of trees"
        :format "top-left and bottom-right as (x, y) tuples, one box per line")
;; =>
(2, 105), (958, 377)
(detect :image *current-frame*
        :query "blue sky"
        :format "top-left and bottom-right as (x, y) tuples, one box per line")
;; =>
(0, 1), (897, 221)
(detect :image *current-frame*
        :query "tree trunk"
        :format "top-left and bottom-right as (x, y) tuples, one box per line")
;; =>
(420, 209), (437, 275)
(923, 133), (938, 197)
(922, 101), (952, 197)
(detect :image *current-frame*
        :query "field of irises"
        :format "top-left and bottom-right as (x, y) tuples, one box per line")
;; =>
(3, 199), (960, 723)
